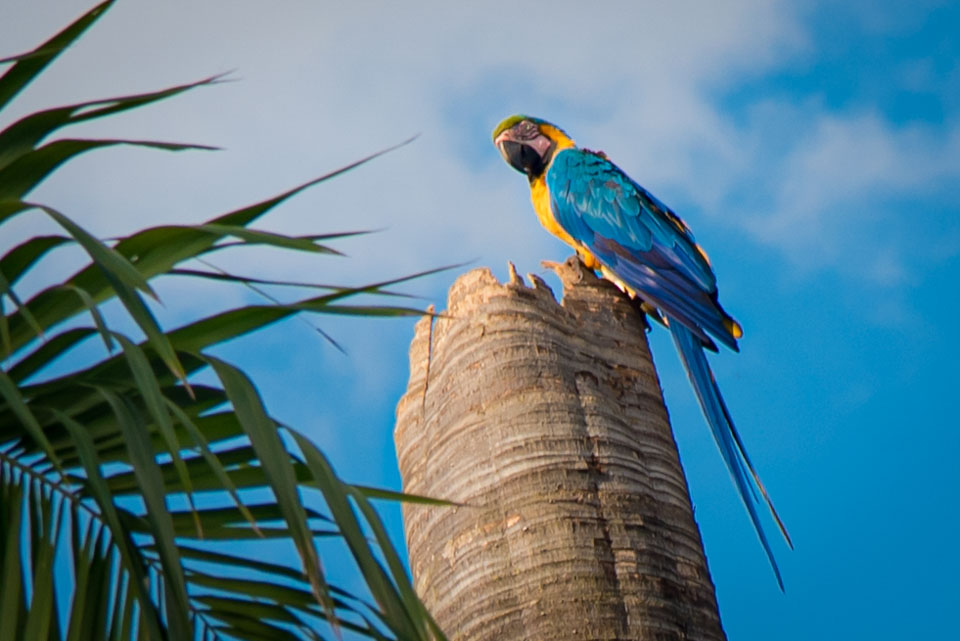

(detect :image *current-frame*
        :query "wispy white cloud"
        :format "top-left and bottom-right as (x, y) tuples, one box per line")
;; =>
(740, 110), (960, 278)
(2, 1), (803, 228)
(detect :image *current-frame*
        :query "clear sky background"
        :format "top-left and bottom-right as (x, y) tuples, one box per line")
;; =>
(2, 1), (959, 639)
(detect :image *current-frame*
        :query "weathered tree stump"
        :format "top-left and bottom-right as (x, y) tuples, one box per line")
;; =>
(394, 258), (725, 641)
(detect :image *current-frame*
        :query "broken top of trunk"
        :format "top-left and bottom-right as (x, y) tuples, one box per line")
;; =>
(394, 259), (726, 641)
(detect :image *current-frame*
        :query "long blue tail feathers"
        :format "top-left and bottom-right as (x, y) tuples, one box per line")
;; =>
(669, 320), (792, 590)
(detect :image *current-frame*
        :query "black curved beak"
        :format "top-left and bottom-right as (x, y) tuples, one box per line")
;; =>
(497, 139), (546, 177)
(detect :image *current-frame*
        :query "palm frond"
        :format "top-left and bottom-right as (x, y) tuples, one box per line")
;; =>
(0, 3), (446, 640)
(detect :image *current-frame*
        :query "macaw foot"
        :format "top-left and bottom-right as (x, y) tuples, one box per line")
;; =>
(541, 256), (664, 332)
(540, 256), (594, 288)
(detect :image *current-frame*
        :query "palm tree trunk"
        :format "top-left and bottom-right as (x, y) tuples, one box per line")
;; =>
(394, 257), (726, 641)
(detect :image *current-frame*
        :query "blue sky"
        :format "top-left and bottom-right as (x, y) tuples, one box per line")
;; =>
(2, 1), (959, 639)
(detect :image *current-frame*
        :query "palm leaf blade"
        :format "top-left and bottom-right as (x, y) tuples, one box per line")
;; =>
(0, 1), (114, 110)
(57, 411), (165, 641)
(206, 356), (335, 621)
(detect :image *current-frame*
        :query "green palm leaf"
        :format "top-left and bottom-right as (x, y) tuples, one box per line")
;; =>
(0, 3), (446, 640)
(0, 1), (114, 110)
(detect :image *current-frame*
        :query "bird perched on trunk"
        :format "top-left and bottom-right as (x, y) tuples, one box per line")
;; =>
(493, 114), (792, 588)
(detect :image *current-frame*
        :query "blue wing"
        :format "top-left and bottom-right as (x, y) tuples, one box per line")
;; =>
(547, 148), (735, 351)
(546, 147), (791, 587)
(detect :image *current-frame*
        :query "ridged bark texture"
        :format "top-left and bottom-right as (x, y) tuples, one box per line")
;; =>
(394, 258), (726, 641)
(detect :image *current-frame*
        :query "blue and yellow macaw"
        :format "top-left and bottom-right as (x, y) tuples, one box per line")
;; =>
(493, 114), (792, 588)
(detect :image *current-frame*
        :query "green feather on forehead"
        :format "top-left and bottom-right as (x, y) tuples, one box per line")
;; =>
(492, 114), (569, 141)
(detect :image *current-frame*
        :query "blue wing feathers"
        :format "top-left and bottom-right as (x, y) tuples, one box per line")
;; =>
(547, 151), (737, 349)
(588, 235), (737, 351)
(549, 149), (716, 294)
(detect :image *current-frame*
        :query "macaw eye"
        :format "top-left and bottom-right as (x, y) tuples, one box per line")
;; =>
(516, 121), (538, 139)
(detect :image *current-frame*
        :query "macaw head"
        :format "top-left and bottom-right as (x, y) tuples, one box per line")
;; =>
(493, 115), (575, 179)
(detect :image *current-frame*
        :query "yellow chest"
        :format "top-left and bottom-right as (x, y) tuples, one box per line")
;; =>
(529, 174), (601, 270)
(530, 176), (577, 248)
